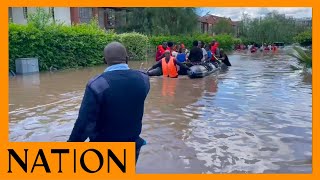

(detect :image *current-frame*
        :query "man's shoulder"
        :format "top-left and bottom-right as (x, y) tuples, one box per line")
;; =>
(87, 74), (110, 94)
(130, 69), (150, 79)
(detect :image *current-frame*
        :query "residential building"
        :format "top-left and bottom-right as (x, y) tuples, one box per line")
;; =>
(8, 7), (129, 30)
(198, 14), (239, 36)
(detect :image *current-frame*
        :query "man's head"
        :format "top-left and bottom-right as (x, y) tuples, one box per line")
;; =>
(220, 48), (224, 55)
(198, 41), (203, 48)
(164, 50), (171, 59)
(103, 42), (128, 65)
(168, 42), (174, 48)
(212, 39), (216, 45)
(205, 44), (210, 51)
(162, 42), (168, 49)
(193, 40), (198, 47)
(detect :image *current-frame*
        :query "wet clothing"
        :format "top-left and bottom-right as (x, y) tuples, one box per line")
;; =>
(188, 46), (203, 63)
(219, 54), (232, 66)
(271, 46), (277, 51)
(149, 57), (189, 78)
(161, 57), (178, 78)
(176, 53), (186, 63)
(68, 63), (150, 163)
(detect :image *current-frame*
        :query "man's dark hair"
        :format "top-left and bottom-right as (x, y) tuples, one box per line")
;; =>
(168, 42), (174, 47)
(193, 41), (198, 47)
(199, 41), (204, 48)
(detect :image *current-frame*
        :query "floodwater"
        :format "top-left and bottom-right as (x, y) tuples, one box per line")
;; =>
(9, 50), (312, 174)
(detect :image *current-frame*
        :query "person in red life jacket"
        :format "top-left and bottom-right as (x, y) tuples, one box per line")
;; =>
(250, 44), (257, 53)
(271, 43), (277, 51)
(211, 42), (220, 64)
(264, 44), (270, 51)
(156, 42), (168, 62)
(147, 50), (190, 78)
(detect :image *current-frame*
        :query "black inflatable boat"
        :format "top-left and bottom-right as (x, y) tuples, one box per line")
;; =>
(147, 62), (225, 79)
(187, 63), (218, 79)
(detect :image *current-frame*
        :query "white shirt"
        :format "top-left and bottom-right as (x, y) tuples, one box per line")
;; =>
(172, 51), (178, 58)
(201, 48), (207, 61)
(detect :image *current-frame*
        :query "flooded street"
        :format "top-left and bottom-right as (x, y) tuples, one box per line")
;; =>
(9, 50), (312, 173)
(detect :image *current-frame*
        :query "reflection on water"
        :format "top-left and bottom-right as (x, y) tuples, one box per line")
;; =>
(9, 51), (312, 173)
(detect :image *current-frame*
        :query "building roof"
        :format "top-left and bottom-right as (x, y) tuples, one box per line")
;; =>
(198, 14), (238, 26)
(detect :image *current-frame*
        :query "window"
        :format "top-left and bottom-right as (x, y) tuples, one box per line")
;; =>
(23, 7), (28, 19)
(9, 7), (13, 21)
(79, 8), (93, 23)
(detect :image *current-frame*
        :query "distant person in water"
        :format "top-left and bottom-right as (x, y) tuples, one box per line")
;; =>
(218, 48), (232, 66)
(67, 42), (150, 164)
(156, 42), (169, 61)
(148, 50), (190, 78)
(271, 43), (277, 51)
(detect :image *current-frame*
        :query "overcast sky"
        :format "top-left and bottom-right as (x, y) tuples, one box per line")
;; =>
(197, 8), (312, 21)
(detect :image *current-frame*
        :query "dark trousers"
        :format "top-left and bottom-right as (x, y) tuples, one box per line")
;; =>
(136, 147), (141, 164)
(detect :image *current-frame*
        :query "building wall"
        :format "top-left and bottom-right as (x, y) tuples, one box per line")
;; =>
(10, 7), (71, 26)
(54, 8), (71, 25)
(11, 8), (27, 24)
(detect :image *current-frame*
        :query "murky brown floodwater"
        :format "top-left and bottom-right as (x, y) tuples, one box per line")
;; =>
(9, 50), (312, 174)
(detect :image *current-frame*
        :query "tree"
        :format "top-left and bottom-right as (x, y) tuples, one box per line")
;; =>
(212, 18), (234, 35)
(117, 8), (199, 35)
(238, 10), (308, 44)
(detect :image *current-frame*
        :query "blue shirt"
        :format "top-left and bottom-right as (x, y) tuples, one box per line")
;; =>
(207, 51), (212, 59)
(104, 63), (130, 72)
(176, 53), (186, 63)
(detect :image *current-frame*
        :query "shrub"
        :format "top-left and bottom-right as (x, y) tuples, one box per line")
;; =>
(294, 30), (312, 47)
(9, 21), (116, 72)
(117, 32), (149, 61)
(9, 21), (150, 72)
(288, 46), (312, 68)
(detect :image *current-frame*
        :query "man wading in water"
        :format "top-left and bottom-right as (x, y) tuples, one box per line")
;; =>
(148, 50), (190, 78)
(67, 42), (150, 163)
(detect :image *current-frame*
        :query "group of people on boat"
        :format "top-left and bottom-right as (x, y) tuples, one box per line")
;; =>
(148, 39), (232, 78)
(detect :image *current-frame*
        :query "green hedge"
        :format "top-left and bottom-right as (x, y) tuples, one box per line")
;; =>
(149, 33), (236, 51)
(294, 30), (312, 47)
(117, 32), (149, 61)
(9, 23), (150, 72)
(10, 22), (235, 73)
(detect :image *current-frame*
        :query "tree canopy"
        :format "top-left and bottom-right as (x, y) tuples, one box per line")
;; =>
(116, 8), (199, 35)
(238, 10), (310, 44)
